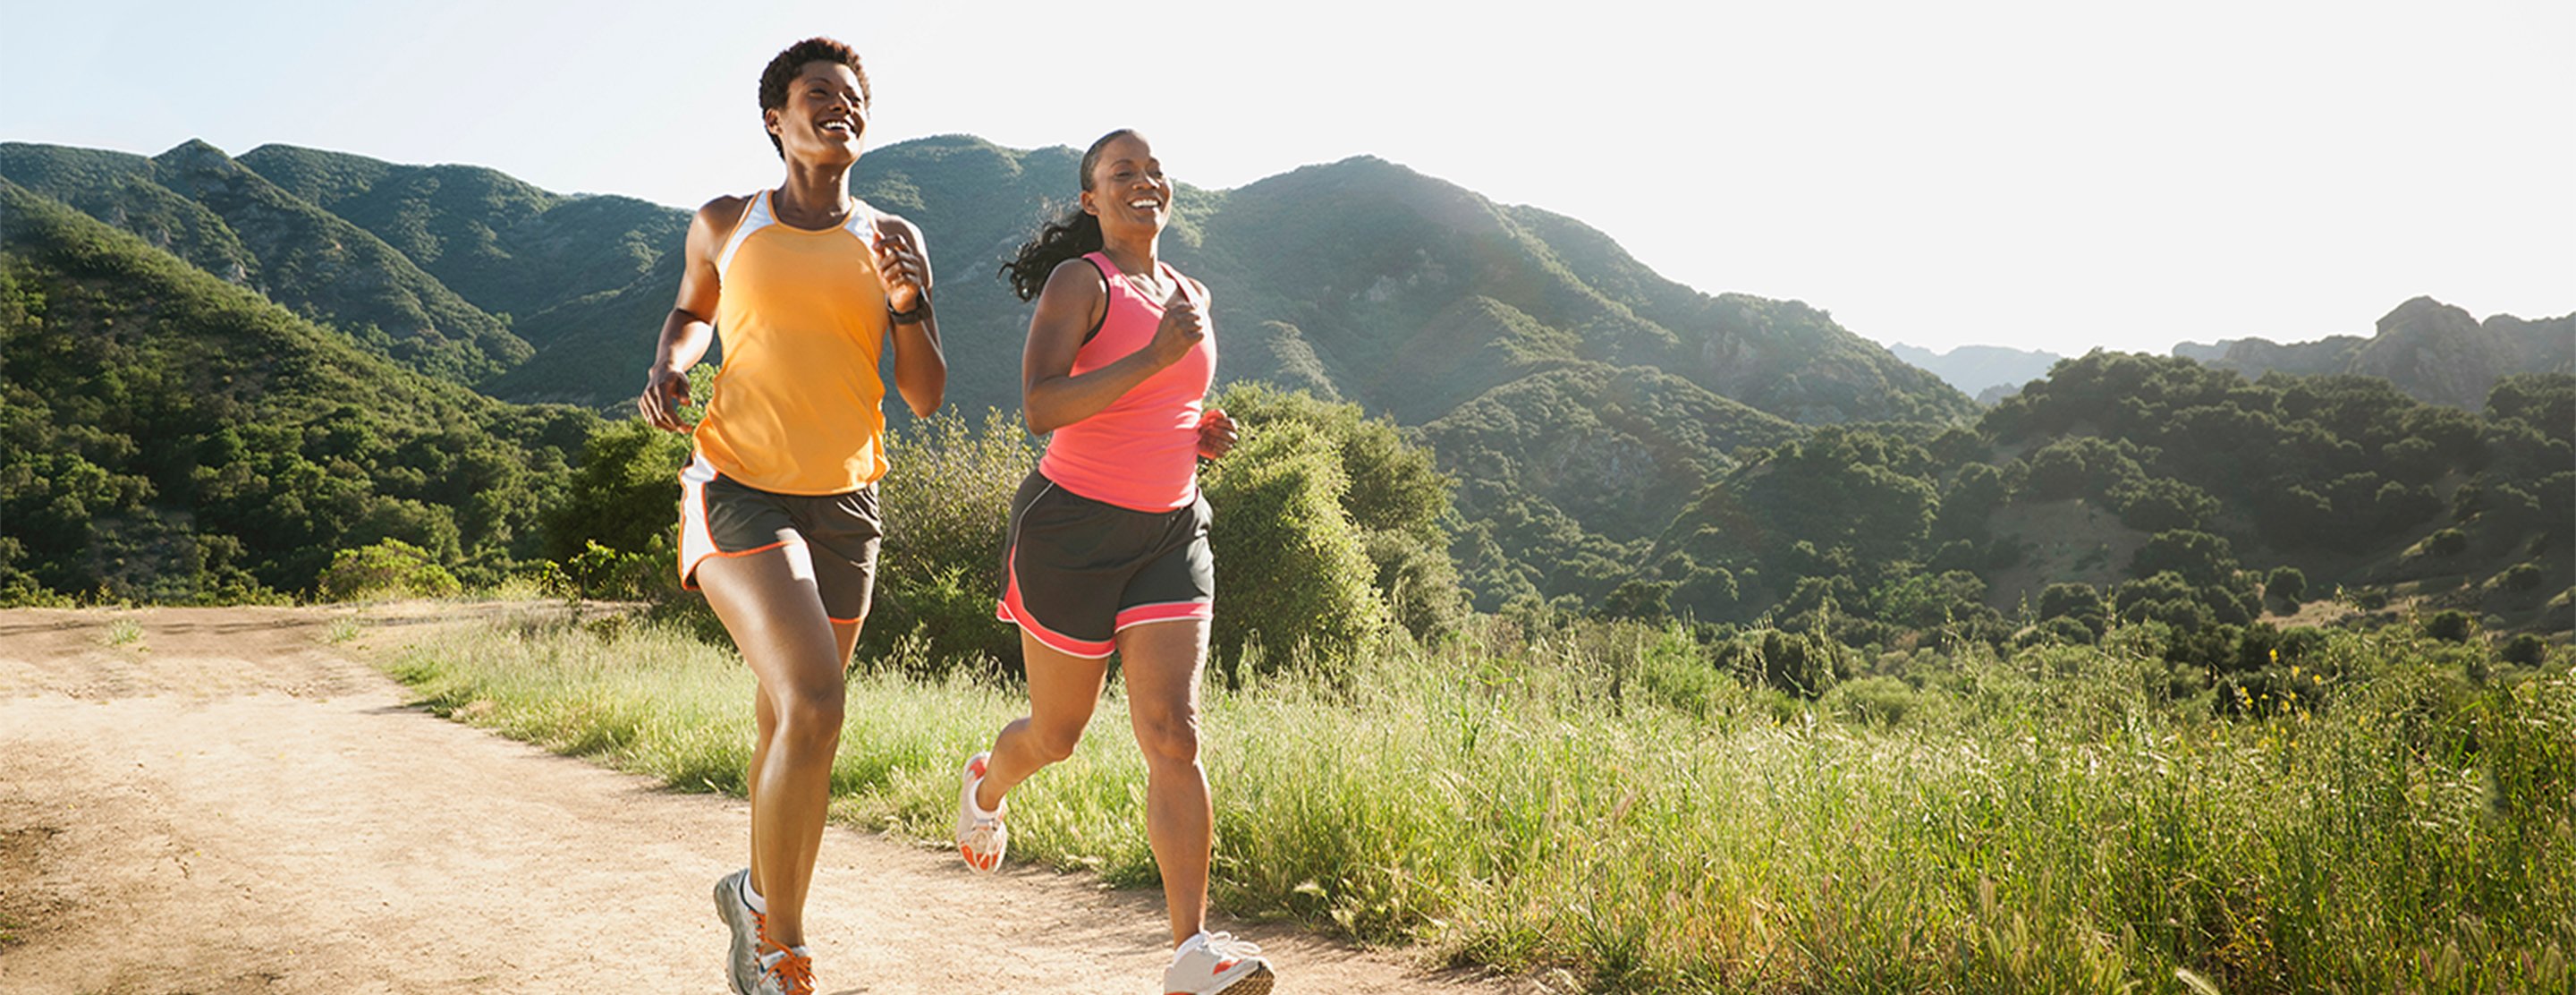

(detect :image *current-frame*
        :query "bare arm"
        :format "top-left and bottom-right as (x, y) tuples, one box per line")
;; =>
(872, 214), (946, 417)
(1021, 262), (1205, 435)
(639, 197), (746, 431)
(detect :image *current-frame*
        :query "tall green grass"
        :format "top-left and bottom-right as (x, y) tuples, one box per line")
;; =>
(384, 610), (2574, 994)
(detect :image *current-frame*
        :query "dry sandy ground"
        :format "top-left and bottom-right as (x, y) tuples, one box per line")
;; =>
(0, 605), (1543, 995)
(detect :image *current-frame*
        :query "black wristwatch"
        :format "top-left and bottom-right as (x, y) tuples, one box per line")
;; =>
(888, 295), (932, 325)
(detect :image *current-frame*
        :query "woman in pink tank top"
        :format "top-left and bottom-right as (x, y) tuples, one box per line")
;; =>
(953, 130), (1275, 994)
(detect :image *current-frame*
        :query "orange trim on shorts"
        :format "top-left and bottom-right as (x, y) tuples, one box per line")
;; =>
(995, 550), (1115, 659)
(1114, 600), (1213, 632)
(678, 540), (795, 591)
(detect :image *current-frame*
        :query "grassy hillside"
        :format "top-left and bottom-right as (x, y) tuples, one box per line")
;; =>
(0, 181), (592, 600)
(0, 140), (531, 383)
(236, 143), (689, 342)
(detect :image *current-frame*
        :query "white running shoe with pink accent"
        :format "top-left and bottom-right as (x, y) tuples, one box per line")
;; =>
(953, 751), (1008, 874)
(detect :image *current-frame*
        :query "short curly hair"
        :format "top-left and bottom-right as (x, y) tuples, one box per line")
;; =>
(758, 38), (870, 157)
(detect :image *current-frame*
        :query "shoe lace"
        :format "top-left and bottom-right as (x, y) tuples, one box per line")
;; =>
(1199, 931), (1263, 960)
(759, 944), (816, 995)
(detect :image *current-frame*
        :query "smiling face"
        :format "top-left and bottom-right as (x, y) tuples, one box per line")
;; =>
(764, 60), (869, 165)
(1079, 132), (1173, 239)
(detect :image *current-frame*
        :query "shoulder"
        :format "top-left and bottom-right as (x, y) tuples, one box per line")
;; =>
(694, 193), (753, 226)
(869, 208), (925, 245)
(691, 194), (755, 244)
(1042, 255), (1109, 293)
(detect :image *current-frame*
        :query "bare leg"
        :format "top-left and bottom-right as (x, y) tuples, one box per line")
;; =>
(1117, 618), (1215, 946)
(973, 632), (1110, 811)
(697, 546), (854, 948)
(744, 619), (857, 906)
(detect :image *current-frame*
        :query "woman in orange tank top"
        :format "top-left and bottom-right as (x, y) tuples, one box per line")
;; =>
(633, 38), (946, 995)
(953, 130), (1275, 995)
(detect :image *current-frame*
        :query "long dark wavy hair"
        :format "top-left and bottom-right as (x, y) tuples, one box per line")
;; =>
(998, 129), (1139, 302)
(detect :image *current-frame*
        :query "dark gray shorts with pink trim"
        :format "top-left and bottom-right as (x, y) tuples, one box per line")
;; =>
(995, 471), (1214, 659)
(678, 455), (882, 624)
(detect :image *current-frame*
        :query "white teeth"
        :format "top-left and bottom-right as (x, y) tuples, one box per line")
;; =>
(1131, 199), (1159, 208)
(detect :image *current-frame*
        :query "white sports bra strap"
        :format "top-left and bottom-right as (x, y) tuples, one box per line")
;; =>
(715, 190), (775, 279)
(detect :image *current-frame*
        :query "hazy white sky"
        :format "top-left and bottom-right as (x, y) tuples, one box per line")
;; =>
(4, 0), (2568, 354)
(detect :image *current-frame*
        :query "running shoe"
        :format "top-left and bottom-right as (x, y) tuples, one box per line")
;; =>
(1163, 931), (1275, 994)
(954, 751), (1008, 873)
(752, 943), (816, 995)
(713, 868), (767, 995)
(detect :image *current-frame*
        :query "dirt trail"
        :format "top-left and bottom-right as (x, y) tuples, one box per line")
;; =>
(0, 605), (1538, 994)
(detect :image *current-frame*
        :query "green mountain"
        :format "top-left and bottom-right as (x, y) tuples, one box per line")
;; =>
(232, 143), (690, 354)
(0, 180), (593, 601)
(0, 140), (532, 383)
(0, 135), (2015, 613)
(1647, 351), (2574, 649)
(2173, 297), (2574, 409)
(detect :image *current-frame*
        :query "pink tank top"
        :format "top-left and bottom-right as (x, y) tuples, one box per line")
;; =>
(1036, 252), (1216, 511)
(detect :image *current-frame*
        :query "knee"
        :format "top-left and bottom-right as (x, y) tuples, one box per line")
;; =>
(1132, 710), (1201, 769)
(771, 681), (845, 749)
(1029, 720), (1085, 764)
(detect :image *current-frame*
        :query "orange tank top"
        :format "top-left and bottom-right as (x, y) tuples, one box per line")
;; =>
(693, 189), (892, 495)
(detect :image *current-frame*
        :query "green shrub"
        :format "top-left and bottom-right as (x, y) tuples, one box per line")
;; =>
(541, 417), (692, 562)
(318, 539), (461, 601)
(2266, 566), (2308, 605)
(2424, 609), (2476, 643)
(2130, 530), (2240, 587)
(2425, 527), (2470, 557)
(1199, 419), (1392, 673)
(561, 539), (669, 603)
(2111, 477), (2218, 533)
(1635, 624), (1736, 719)
(1212, 383), (1467, 638)
(1717, 626), (1843, 697)
(1822, 675), (1920, 725)
(869, 409), (1040, 671)
(2501, 634), (2550, 667)
(2019, 616), (2098, 648)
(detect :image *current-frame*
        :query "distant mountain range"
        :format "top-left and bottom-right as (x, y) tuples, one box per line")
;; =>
(1885, 343), (2066, 404)
(2172, 297), (2574, 409)
(1890, 296), (2573, 410)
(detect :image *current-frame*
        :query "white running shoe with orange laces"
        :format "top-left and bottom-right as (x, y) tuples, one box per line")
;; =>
(751, 942), (815, 995)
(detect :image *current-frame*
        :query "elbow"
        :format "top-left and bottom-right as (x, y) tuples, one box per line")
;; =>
(898, 366), (946, 418)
